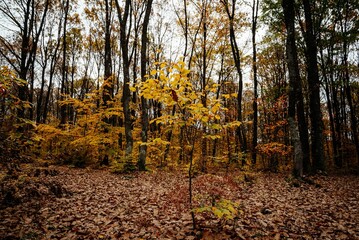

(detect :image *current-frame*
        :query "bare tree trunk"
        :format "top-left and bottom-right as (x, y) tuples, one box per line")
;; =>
(302, 0), (325, 172)
(212, 51), (225, 159)
(103, 0), (113, 107)
(37, 50), (48, 123)
(341, 6), (359, 165)
(17, 0), (32, 120)
(60, 0), (70, 126)
(282, 0), (303, 177)
(201, 2), (208, 172)
(221, 0), (247, 161)
(99, 0), (114, 166)
(330, 56), (344, 166)
(251, 0), (259, 165)
(29, 53), (36, 120)
(138, 0), (153, 171)
(319, 43), (341, 167)
(43, 25), (62, 123)
(116, 0), (133, 159)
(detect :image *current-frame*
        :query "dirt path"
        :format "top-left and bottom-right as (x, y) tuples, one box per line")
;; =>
(1, 166), (358, 239)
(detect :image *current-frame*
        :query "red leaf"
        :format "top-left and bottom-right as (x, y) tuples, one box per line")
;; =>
(171, 89), (178, 102)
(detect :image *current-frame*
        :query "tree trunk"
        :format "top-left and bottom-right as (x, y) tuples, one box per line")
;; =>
(29, 53), (36, 120)
(302, 0), (325, 172)
(222, 0), (247, 159)
(201, 3), (208, 172)
(138, 0), (153, 171)
(282, 0), (303, 177)
(331, 59), (344, 166)
(60, 0), (70, 126)
(116, 0), (133, 159)
(319, 44), (342, 167)
(104, 0), (113, 104)
(212, 51), (225, 160)
(100, 0), (114, 166)
(341, 17), (359, 165)
(17, 0), (32, 120)
(251, 0), (259, 165)
(43, 24), (62, 123)
(37, 52), (48, 123)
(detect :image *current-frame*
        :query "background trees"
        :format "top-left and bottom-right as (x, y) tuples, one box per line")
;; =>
(0, 0), (358, 174)
(0, 0), (49, 119)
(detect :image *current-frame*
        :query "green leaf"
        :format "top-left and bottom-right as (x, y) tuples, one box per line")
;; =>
(193, 206), (210, 213)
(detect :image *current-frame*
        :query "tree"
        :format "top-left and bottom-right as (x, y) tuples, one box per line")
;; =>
(221, 0), (247, 163)
(60, 0), (70, 125)
(251, 0), (259, 165)
(302, 0), (325, 172)
(36, 1), (64, 123)
(256, 34), (291, 171)
(0, 0), (49, 120)
(282, 0), (303, 177)
(115, 0), (133, 159)
(103, 0), (113, 108)
(139, 59), (240, 229)
(338, 0), (359, 165)
(138, 0), (153, 171)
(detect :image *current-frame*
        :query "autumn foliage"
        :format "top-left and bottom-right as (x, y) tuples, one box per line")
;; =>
(0, 0), (359, 238)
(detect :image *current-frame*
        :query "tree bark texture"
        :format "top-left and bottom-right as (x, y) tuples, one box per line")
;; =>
(302, 0), (325, 172)
(138, 0), (153, 171)
(282, 0), (304, 177)
(116, 0), (133, 158)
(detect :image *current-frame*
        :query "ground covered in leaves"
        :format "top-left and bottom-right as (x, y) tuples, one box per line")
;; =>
(1, 165), (358, 239)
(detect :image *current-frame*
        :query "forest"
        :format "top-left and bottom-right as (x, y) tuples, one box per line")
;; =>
(0, 0), (358, 239)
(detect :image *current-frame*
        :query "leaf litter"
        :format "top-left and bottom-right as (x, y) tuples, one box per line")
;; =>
(0, 166), (358, 239)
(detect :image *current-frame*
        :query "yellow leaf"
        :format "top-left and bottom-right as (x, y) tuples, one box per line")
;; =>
(227, 205), (237, 214)
(181, 69), (191, 76)
(212, 207), (224, 218)
(202, 116), (209, 123)
(150, 69), (157, 75)
(221, 209), (233, 219)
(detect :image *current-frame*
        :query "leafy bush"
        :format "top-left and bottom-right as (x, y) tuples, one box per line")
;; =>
(193, 198), (240, 220)
(35, 94), (123, 168)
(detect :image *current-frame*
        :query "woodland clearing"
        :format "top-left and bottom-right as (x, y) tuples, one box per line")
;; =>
(0, 165), (358, 240)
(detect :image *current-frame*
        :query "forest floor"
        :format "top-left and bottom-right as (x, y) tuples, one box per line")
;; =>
(0, 164), (358, 240)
